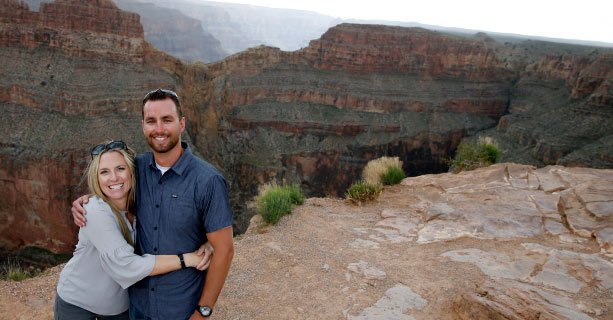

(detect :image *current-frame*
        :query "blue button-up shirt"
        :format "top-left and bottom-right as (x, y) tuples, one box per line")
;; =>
(129, 143), (233, 319)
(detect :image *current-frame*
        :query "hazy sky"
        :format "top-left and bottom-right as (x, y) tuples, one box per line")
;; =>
(206, 0), (613, 44)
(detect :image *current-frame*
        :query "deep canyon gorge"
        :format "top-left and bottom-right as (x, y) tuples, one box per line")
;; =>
(0, 0), (611, 254)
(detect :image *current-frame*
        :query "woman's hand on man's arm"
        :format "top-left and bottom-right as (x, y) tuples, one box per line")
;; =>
(184, 242), (214, 270)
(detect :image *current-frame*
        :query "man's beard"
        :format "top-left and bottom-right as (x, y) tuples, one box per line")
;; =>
(148, 135), (179, 153)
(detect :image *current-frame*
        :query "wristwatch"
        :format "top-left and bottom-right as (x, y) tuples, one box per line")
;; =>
(197, 305), (213, 317)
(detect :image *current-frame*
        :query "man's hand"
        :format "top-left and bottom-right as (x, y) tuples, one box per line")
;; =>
(196, 242), (214, 271)
(71, 195), (92, 227)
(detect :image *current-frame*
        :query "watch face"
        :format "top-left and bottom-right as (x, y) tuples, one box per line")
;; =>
(199, 306), (212, 317)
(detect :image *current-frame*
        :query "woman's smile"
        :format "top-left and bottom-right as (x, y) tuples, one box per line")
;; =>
(98, 151), (132, 209)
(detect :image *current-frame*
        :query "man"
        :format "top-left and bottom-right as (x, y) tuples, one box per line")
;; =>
(72, 89), (234, 319)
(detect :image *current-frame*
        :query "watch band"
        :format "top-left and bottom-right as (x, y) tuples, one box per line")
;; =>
(178, 253), (186, 269)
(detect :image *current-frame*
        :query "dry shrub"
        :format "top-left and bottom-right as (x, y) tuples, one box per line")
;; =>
(362, 156), (404, 185)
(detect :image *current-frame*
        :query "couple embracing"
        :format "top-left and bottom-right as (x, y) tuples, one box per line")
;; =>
(55, 89), (234, 319)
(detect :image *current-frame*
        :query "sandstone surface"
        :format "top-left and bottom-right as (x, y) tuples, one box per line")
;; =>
(1, 163), (612, 319)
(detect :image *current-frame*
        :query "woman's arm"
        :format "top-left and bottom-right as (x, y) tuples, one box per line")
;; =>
(81, 200), (211, 288)
(150, 245), (212, 276)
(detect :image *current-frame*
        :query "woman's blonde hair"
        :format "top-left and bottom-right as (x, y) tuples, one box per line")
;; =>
(84, 141), (137, 245)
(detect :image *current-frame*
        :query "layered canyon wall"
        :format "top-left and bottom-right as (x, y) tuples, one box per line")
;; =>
(199, 24), (611, 229)
(0, 0), (206, 251)
(0, 1), (611, 252)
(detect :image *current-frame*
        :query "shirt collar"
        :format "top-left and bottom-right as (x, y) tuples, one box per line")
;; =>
(147, 141), (191, 176)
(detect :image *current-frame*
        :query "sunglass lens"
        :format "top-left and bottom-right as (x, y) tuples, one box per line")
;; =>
(91, 144), (106, 156)
(107, 141), (126, 150)
(163, 89), (178, 98)
(144, 89), (178, 100)
(90, 141), (126, 158)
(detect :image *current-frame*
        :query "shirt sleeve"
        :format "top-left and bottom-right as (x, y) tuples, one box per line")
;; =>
(199, 174), (233, 233)
(81, 200), (155, 289)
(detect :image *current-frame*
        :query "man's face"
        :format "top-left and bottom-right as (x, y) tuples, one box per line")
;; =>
(142, 98), (185, 154)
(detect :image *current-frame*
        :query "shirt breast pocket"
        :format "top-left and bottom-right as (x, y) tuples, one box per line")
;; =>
(170, 194), (199, 228)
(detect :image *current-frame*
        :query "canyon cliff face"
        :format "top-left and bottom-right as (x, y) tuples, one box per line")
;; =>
(486, 47), (613, 168)
(198, 24), (611, 230)
(0, 1), (612, 253)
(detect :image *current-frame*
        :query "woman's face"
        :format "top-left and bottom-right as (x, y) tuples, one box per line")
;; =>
(98, 151), (132, 209)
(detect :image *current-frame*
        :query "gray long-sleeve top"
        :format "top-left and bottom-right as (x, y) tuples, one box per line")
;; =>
(56, 196), (155, 315)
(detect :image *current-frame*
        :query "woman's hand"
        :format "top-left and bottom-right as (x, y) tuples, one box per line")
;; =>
(71, 194), (92, 227)
(184, 242), (214, 270)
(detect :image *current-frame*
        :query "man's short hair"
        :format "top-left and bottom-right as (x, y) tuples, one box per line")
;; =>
(142, 89), (182, 118)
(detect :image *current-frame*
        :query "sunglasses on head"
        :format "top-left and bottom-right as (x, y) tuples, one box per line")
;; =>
(90, 140), (127, 158)
(143, 88), (179, 101)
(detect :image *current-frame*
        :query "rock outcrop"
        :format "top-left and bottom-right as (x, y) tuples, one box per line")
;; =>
(2, 163), (612, 319)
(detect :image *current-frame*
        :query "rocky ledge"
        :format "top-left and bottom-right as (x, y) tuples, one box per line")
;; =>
(1, 163), (611, 319)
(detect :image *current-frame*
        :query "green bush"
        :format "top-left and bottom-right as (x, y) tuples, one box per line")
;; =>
(286, 184), (305, 206)
(257, 184), (305, 224)
(346, 180), (382, 204)
(481, 143), (501, 163)
(448, 140), (501, 172)
(380, 165), (406, 185)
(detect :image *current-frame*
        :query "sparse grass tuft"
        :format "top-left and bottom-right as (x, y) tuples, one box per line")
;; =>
(346, 180), (382, 204)
(447, 137), (501, 172)
(257, 183), (305, 224)
(1, 258), (34, 281)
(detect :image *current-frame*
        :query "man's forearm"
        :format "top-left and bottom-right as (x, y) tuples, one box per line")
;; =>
(198, 227), (234, 309)
(198, 244), (234, 308)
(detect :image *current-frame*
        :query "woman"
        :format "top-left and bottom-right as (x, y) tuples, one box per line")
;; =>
(55, 140), (210, 319)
